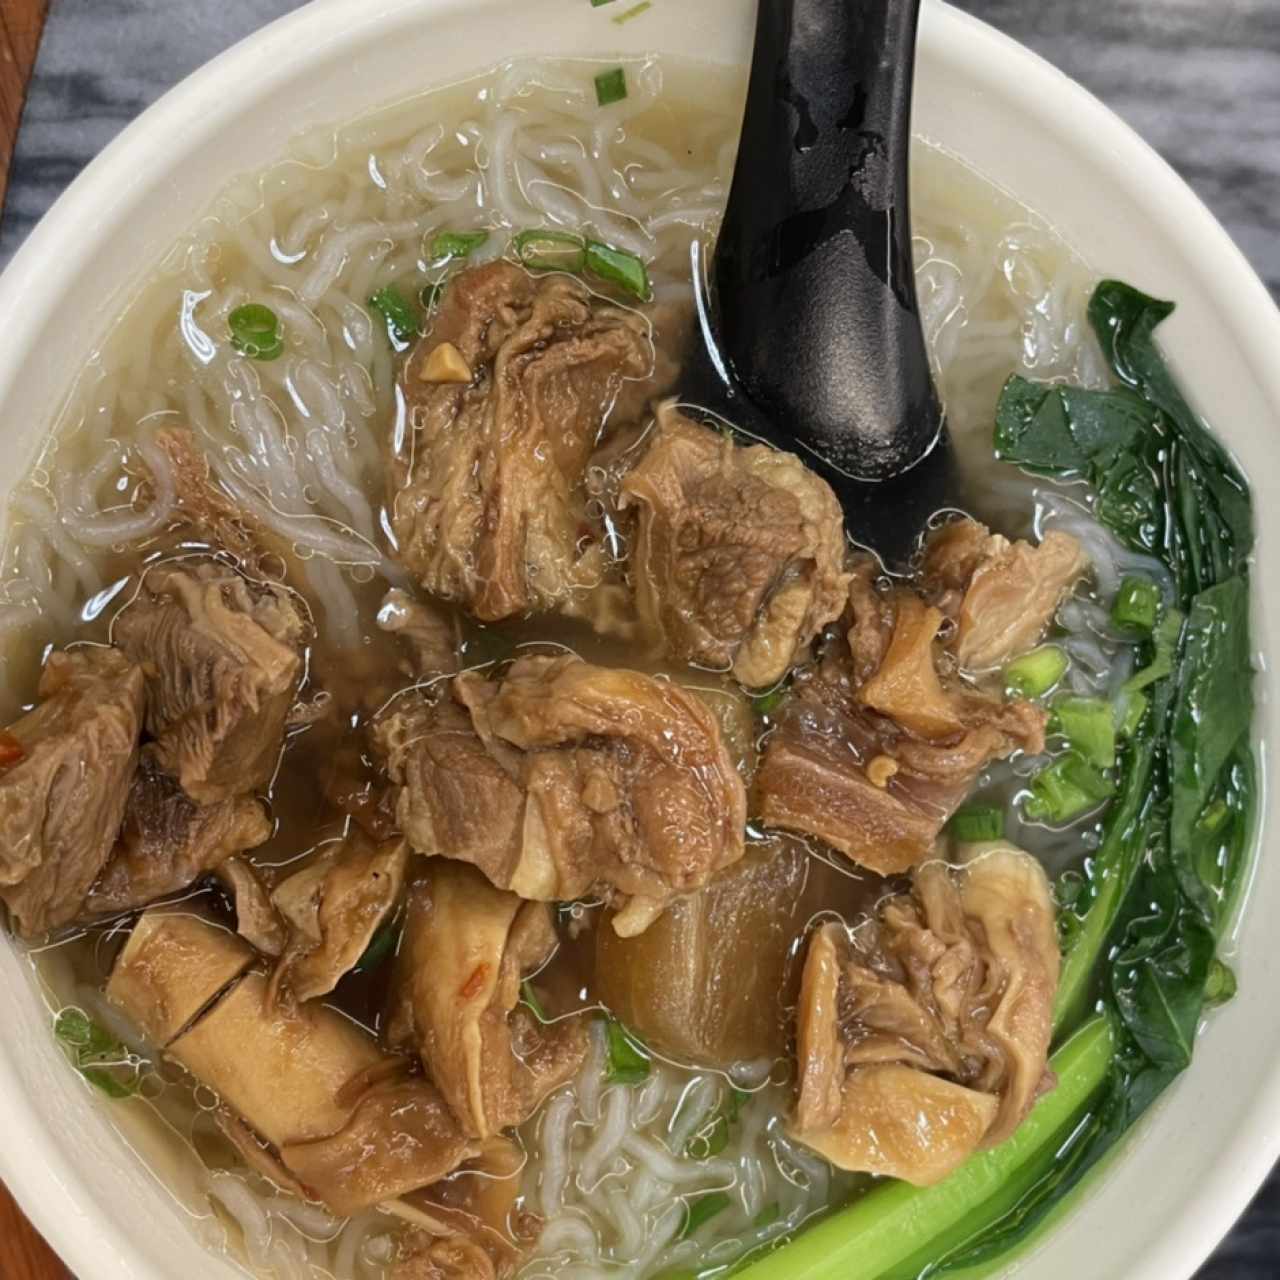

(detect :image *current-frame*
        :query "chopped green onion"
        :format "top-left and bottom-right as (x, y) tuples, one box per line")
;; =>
(1023, 752), (1114, 825)
(1204, 957), (1238, 1007)
(356, 920), (400, 972)
(513, 228), (587, 274)
(521, 979), (549, 1023)
(1123, 607), (1183, 694)
(1112, 575), (1161, 631)
(1050, 695), (1116, 769)
(1115, 688), (1148, 738)
(430, 229), (490, 261)
(947, 804), (1005, 844)
(686, 1111), (730, 1159)
(368, 285), (420, 344)
(55, 1008), (141, 1099)
(1198, 798), (1230, 833)
(753, 1203), (782, 1230)
(589, 0), (617, 7)
(612, 1), (652, 23)
(680, 1191), (731, 1240)
(1004, 644), (1068, 699)
(603, 1015), (650, 1085)
(228, 303), (284, 361)
(751, 685), (788, 717)
(594, 67), (628, 108)
(585, 238), (651, 300)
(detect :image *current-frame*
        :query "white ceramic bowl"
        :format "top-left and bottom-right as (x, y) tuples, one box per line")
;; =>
(1, 1), (1278, 1277)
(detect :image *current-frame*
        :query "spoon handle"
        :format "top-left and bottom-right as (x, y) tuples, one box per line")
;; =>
(711, 0), (942, 481)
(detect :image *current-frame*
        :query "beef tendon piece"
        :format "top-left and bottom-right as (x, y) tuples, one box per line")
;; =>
(84, 749), (272, 920)
(386, 861), (587, 1139)
(374, 654), (747, 936)
(755, 559), (1046, 875)
(108, 911), (478, 1214)
(594, 836), (880, 1067)
(269, 830), (409, 1003)
(0, 647), (145, 937)
(391, 262), (651, 622)
(115, 562), (307, 804)
(790, 843), (1060, 1185)
(619, 406), (851, 687)
(922, 517), (1088, 671)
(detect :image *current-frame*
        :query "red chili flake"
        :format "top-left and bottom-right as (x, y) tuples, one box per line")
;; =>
(0, 732), (25, 769)
(459, 963), (489, 1000)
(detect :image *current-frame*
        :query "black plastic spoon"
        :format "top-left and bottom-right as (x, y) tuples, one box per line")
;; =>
(682, 0), (953, 566)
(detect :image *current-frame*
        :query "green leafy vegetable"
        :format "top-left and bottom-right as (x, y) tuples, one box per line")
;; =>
(1050, 695), (1116, 769)
(1112, 575), (1161, 631)
(1023, 752), (1113, 825)
(947, 805), (1005, 844)
(368, 285), (420, 345)
(736, 1018), (1113, 1280)
(594, 67), (628, 107)
(55, 1008), (141, 1099)
(1123, 607), (1183, 694)
(684, 1086), (749, 1159)
(921, 280), (1256, 1274)
(585, 238), (651, 300)
(603, 1015), (650, 1085)
(1004, 644), (1068, 698)
(356, 919), (400, 972)
(228, 303), (284, 361)
(513, 228), (588, 274)
(680, 1191), (732, 1240)
(430, 229), (490, 261)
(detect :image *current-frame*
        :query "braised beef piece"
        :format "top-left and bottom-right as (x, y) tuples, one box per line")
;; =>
(373, 655), (747, 936)
(378, 587), (460, 680)
(0, 648), (145, 937)
(269, 830), (409, 1003)
(922, 517), (1087, 671)
(619, 405), (851, 687)
(84, 749), (271, 919)
(389, 262), (651, 622)
(386, 861), (587, 1139)
(115, 563), (306, 804)
(790, 843), (1059, 1185)
(754, 559), (1046, 875)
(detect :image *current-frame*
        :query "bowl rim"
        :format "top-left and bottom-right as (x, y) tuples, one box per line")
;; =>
(1, 2), (1278, 1278)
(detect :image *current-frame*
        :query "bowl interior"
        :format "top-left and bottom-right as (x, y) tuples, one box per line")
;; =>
(0, 1), (1278, 1278)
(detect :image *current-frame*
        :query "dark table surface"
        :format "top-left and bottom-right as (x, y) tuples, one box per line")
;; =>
(0, 1), (1276, 1278)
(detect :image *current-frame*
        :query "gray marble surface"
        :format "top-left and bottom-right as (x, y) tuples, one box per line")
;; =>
(0, 1), (1277, 1277)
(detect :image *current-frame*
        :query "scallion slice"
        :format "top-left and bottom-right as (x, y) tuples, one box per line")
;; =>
(513, 228), (588, 273)
(1114, 688), (1148, 738)
(430, 229), (490, 262)
(1050, 694), (1116, 769)
(594, 67), (628, 107)
(1022, 752), (1114, 825)
(612, 1), (652, 23)
(1112, 575), (1161, 631)
(947, 804), (1005, 843)
(603, 1014), (650, 1085)
(1004, 644), (1068, 699)
(585, 238), (651, 300)
(368, 285), (420, 344)
(228, 303), (284, 361)
(1204, 957), (1238, 1007)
